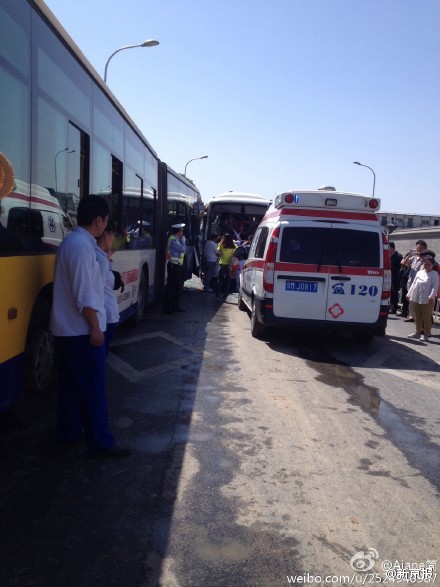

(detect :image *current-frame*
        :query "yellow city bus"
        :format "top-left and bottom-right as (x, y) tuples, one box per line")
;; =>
(0, 0), (202, 414)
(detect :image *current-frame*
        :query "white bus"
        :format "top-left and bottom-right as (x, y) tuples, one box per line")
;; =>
(167, 184), (203, 280)
(0, 0), (203, 414)
(201, 191), (272, 243)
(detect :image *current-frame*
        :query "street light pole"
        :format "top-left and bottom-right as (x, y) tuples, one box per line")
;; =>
(353, 161), (376, 197)
(184, 155), (208, 177)
(104, 39), (159, 83)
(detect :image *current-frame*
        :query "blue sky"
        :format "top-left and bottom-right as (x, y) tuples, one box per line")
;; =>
(44, 0), (440, 214)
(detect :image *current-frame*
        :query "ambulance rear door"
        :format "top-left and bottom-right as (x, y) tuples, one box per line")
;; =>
(273, 222), (331, 320)
(325, 224), (383, 324)
(272, 222), (383, 324)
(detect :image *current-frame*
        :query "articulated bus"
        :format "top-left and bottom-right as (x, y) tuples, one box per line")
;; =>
(166, 165), (204, 280)
(0, 0), (202, 414)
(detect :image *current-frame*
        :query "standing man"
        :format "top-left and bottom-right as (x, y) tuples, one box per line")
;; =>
(400, 239), (428, 322)
(388, 242), (403, 314)
(163, 223), (186, 313)
(202, 232), (220, 292)
(50, 195), (131, 457)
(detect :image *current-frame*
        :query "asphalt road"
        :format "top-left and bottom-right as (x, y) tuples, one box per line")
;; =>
(1, 279), (439, 587)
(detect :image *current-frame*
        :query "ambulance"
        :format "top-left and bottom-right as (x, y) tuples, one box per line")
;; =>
(238, 188), (391, 340)
(0, 179), (74, 249)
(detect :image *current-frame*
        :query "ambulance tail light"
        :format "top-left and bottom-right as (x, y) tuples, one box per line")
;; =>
(263, 227), (279, 292)
(382, 270), (391, 299)
(381, 232), (391, 300)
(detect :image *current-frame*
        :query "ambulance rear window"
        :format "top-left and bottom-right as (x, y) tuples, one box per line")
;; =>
(279, 226), (380, 267)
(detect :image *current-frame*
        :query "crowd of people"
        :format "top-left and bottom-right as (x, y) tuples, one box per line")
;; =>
(200, 229), (440, 341)
(201, 221), (253, 300)
(390, 239), (439, 341)
(200, 232), (440, 339)
(48, 199), (439, 460)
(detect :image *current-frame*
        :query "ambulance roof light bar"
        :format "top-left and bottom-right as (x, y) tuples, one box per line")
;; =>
(274, 191), (381, 211)
(275, 192), (340, 208)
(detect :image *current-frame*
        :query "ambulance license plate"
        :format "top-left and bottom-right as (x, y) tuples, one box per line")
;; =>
(285, 280), (318, 293)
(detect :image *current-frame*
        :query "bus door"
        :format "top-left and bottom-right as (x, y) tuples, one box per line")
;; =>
(66, 122), (89, 222)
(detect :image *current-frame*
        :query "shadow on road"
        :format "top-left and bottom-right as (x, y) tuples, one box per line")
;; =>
(0, 281), (223, 586)
(1, 288), (438, 585)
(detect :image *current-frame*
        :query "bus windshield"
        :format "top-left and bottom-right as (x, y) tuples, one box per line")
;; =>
(203, 192), (271, 242)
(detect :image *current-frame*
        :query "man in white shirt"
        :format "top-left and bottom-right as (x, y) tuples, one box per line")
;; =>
(202, 232), (220, 291)
(51, 195), (130, 457)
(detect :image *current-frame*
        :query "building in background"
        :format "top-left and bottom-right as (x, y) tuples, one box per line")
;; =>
(378, 212), (440, 231)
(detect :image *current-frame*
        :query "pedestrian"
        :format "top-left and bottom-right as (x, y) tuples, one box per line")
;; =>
(388, 242), (402, 314)
(50, 195), (131, 457)
(232, 242), (249, 292)
(406, 255), (439, 342)
(420, 249), (439, 270)
(400, 239), (427, 322)
(96, 223), (123, 356)
(163, 223), (186, 313)
(234, 231), (247, 247)
(202, 232), (220, 292)
(419, 249), (440, 329)
(219, 214), (239, 239)
(216, 233), (237, 299)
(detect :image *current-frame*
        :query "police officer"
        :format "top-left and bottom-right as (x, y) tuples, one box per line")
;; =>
(163, 223), (186, 313)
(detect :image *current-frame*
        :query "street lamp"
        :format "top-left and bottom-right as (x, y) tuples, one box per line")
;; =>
(55, 148), (75, 193)
(184, 155), (208, 177)
(353, 161), (376, 197)
(104, 40), (159, 82)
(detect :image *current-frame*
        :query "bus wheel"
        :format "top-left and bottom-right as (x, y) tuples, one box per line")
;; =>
(131, 270), (148, 326)
(25, 327), (56, 393)
(182, 257), (189, 285)
(251, 300), (266, 339)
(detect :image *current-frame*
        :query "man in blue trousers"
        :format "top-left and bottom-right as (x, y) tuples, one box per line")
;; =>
(50, 195), (131, 457)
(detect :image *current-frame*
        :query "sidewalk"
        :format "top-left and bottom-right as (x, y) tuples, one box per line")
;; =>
(0, 275), (235, 587)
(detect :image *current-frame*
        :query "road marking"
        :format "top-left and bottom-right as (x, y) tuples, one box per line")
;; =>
(108, 330), (208, 382)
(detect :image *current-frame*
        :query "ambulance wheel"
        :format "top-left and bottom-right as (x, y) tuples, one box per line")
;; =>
(251, 300), (266, 339)
(238, 289), (246, 311)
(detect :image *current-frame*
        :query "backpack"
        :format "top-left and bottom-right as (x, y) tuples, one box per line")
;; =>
(233, 246), (248, 260)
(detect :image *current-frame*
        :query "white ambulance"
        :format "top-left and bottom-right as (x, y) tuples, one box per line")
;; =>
(238, 188), (391, 340)
(1, 179), (73, 249)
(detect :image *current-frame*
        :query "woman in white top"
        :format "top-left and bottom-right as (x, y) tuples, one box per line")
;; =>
(406, 256), (439, 341)
(96, 226), (121, 355)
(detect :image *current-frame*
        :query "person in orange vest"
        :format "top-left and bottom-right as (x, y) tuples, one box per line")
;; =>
(163, 223), (186, 313)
